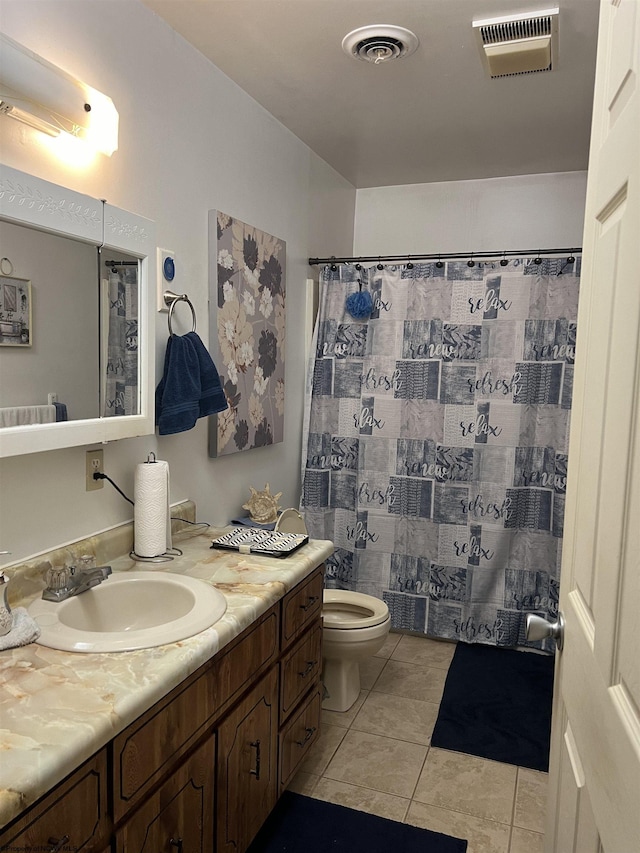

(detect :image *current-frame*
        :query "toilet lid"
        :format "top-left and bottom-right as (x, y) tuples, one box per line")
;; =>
(323, 589), (389, 630)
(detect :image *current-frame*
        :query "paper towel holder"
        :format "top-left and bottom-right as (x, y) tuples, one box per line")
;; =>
(130, 452), (184, 563)
(130, 548), (182, 563)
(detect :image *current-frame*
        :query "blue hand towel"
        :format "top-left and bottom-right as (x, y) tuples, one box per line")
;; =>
(185, 332), (228, 417)
(155, 333), (227, 435)
(53, 401), (68, 422)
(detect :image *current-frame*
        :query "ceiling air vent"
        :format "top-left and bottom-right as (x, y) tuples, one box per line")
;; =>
(342, 25), (419, 64)
(473, 7), (559, 78)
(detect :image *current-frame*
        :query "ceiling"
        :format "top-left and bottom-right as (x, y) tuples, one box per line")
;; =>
(140, 0), (601, 188)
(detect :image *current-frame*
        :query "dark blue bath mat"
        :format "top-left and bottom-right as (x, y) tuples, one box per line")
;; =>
(431, 642), (555, 771)
(246, 791), (467, 853)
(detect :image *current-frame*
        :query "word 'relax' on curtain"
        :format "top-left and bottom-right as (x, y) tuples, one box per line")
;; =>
(301, 257), (580, 651)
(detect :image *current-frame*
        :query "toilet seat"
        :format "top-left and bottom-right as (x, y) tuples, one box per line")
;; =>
(323, 589), (389, 630)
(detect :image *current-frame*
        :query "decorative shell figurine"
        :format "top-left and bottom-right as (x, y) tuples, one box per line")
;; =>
(243, 483), (283, 524)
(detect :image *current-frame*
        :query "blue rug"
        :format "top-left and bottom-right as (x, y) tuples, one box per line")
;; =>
(246, 791), (467, 853)
(431, 642), (555, 772)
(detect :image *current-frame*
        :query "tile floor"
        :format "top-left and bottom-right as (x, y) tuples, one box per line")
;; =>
(288, 632), (547, 853)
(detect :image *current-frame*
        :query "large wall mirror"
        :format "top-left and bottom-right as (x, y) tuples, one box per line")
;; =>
(0, 165), (155, 457)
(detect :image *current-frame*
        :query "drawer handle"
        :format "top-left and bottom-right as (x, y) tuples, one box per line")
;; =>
(47, 838), (70, 853)
(298, 660), (317, 678)
(170, 839), (183, 853)
(295, 726), (317, 747)
(300, 595), (319, 612)
(250, 739), (261, 780)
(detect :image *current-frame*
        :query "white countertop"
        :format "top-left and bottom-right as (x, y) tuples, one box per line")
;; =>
(0, 527), (333, 830)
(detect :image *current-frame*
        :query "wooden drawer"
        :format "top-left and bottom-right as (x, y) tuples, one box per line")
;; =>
(278, 686), (322, 790)
(115, 733), (215, 853)
(281, 567), (324, 649)
(211, 607), (280, 719)
(113, 605), (279, 822)
(0, 749), (109, 853)
(279, 623), (322, 723)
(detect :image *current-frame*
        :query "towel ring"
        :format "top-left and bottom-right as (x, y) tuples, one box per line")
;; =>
(164, 290), (196, 336)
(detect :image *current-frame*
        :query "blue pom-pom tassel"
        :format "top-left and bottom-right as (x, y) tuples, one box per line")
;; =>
(345, 289), (373, 319)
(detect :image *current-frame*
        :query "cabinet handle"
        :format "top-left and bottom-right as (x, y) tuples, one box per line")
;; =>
(47, 837), (70, 853)
(298, 660), (317, 678)
(300, 595), (319, 612)
(249, 739), (261, 780)
(170, 839), (183, 853)
(295, 726), (317, 747)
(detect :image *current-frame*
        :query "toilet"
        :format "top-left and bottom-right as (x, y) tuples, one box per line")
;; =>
(322, 590), (391, 712)
(274, 511), (391, 713)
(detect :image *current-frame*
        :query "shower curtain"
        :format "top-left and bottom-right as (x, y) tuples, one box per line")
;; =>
(104, 265), (138, 417)
(301, 257), (580, 651)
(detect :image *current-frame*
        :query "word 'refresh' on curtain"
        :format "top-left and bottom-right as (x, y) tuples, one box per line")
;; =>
(301, 258), (580, 651)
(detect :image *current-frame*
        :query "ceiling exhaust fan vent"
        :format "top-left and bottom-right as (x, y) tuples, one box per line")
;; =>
(342, 25), (419, 64)
(473, 7), (559, 78)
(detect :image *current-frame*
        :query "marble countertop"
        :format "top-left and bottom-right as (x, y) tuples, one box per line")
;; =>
(0, 527), (334, 831)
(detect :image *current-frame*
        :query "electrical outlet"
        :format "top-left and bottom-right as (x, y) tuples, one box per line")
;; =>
(86, 449), (104, 491)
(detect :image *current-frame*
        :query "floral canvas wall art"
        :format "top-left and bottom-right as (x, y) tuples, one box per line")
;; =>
(208, 211), (286, 456)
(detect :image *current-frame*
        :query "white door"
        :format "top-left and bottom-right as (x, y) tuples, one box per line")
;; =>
(545, 1), (640, 851)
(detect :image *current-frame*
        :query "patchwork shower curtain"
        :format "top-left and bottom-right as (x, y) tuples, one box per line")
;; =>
(104, 265), (138, 417)
(301, 257), (580, 651)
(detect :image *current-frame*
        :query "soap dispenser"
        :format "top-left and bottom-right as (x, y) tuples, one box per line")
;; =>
(0, 571), (12, 636)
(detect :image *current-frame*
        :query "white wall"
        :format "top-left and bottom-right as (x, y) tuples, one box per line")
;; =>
(0, 222), (99, 418)
(354, 172), (588, 256)
(0, 0), (356, 563)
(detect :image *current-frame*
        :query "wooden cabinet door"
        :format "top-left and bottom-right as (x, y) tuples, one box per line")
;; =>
(0, 750), (109, 853)
(217, 667), (278, 853)
(115, 733), (215, 853)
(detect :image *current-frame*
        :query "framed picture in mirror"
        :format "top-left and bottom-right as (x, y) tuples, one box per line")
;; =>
(0, 276), (32, 346)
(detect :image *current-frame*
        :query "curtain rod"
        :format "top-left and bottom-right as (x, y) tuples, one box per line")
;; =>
(308, 247), (581, 267)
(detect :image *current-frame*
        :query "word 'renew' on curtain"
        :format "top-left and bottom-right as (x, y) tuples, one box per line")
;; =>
(301, 258), (580, 651)
(104, 264), (138, 417)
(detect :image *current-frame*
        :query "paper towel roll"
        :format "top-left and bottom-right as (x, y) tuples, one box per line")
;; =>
(134, 459), (172, 558)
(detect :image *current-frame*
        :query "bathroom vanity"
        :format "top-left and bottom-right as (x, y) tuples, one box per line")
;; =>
(0, 523), (332, 852)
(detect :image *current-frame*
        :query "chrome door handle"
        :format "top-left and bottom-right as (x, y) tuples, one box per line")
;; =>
(525, 612), (564, 650)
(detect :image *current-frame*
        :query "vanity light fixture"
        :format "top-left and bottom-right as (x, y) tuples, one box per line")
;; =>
(0, 32), (118, 155)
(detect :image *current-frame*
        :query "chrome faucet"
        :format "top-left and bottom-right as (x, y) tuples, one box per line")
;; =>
(42, 562), (112, 602)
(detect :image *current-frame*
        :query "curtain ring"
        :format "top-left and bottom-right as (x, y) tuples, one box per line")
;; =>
(467, 253), (475, 268)
(355, 262), (362, 271)
(435, 255), (444, 269)
(406, 255), (413, 269)
(500, 252), (508, 267)
(377, 257), (384, 271)
(0, 257), (14, 276)
(534, 251), (542, 265)
(567, 252), (576, 264)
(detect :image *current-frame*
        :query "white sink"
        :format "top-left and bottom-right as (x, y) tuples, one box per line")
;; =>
(28, 571), (227, 653)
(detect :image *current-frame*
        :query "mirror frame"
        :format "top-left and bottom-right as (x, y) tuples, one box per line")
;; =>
(0, 164), (155, 457)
